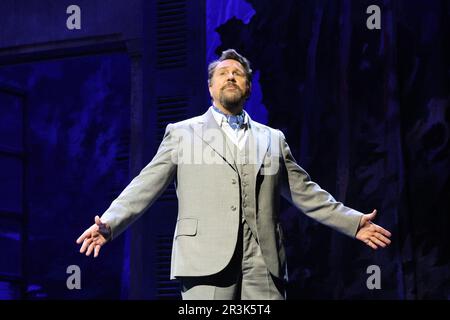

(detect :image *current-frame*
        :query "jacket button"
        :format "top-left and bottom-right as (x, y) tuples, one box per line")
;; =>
(231, 205), (237, 211)
(232, 179), (237, 184)
(243, 203), (247, 208)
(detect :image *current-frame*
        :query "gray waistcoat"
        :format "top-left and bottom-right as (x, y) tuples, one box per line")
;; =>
(223, 129), (259, 242)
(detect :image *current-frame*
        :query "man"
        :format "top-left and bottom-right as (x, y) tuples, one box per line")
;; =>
(76, 49), (392, 300)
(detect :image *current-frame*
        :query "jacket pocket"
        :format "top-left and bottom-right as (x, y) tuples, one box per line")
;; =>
(176, 218), (198, 237)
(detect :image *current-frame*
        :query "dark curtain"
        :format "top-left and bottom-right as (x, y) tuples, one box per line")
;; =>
(214, 0), (449, 299)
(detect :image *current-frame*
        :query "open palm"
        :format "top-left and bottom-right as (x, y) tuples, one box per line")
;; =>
(356, 209), (392, 250)
(76, 216), (111, 257)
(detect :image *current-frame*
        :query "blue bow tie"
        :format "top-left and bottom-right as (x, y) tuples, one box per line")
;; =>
(213, 106), (245, 131)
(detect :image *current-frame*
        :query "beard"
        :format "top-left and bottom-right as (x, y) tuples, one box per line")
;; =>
(219, 85), (247, 111)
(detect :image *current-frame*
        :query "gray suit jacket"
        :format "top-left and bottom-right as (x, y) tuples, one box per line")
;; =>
(101, 108), (362, 280)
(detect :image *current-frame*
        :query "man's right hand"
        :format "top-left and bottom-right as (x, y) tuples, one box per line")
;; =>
(76, 215), (111, 258)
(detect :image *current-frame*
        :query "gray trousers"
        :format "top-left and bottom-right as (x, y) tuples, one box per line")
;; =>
(179, 219), (286, 300)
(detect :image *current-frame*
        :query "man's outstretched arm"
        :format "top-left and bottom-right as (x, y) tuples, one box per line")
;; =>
(76, 123), (178, 256)
(278, 130), (391, 249)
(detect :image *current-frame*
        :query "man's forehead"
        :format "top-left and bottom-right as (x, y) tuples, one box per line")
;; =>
(216, 59), (245, 70)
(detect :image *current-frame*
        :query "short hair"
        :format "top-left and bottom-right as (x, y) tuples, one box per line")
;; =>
(207, 49), (253, 86)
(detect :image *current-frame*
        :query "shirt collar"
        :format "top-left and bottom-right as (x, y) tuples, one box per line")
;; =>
(210, 105), (250, 128)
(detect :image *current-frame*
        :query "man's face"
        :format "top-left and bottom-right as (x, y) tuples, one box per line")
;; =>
(208, 59), (250, 112)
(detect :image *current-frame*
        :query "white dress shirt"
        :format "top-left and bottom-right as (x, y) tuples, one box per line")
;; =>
(210, 106), (250, 150)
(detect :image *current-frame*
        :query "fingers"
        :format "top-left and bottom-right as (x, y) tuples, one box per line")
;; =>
(77, 219), (106, 257)
(76, 229), (90, 244)
(76, 223), (99, 244)
(94, 245), (101, 258)
(80, 233), (105, 256)
(86, 237), (104, 256)
(374, 232), (391, 245)
(364, 228), (392, 250)
(370, 236), (386, 248)
(86, 241), (96, 256)
(365, 239), (378, 250)
(366, 209), (377, 218)
(376, 225), (392, 238)
(366, 209), (377, 221)
(367, 223), (392, 239)
(80, 237), (92, 253)
(360, 209), (377, 227)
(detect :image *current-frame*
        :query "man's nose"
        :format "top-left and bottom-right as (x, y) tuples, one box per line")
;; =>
(226, 72), (236, 81)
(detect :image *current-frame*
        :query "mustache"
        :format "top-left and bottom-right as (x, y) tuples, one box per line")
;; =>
(222, 83), (240, 90)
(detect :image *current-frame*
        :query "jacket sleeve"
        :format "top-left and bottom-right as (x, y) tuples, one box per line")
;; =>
(100, 123), (178, 239)
(278, 130), (362, 238)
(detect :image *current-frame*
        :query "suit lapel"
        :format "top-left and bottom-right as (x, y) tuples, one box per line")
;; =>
(191, 108), (270, 176)
(192, 108), (237, 170)
(249, 120), (270, 178)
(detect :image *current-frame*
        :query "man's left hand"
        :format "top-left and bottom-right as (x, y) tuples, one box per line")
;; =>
(356, 209), (392, 250)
